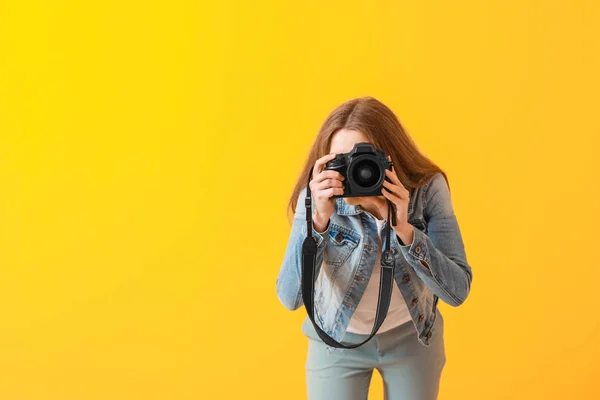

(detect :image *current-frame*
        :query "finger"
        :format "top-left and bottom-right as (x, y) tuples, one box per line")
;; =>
(385, 154), (402, 186)
(382, 179), (408, 200)
(385, 165), (401, 185)
(383, 181), (404, 198)
(316, 178), (344, 191)
(384, 154), (408, 198)
(309, 170), (344, 193)
(386, 154), (393, 171)
(390, 164), (407, 191)
(319, 187), (344, 200)
(382, 182), (407, 202)
(381, 186), (401, 204)
(313, 153), (338, 178)
(314, 169), (345, 183)
(385, 169), (408, 194)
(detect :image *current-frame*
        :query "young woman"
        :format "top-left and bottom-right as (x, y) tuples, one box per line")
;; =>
(276, 96), (473, 400)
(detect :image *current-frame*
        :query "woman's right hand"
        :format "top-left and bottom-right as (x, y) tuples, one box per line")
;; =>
(309, 153), (345, 232)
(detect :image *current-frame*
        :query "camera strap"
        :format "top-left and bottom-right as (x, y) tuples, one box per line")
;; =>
(301, 169), (396, 349)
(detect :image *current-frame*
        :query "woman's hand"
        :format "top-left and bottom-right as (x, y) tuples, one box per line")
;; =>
(309, 153), (345, 232)
(380, 156), (414, 245)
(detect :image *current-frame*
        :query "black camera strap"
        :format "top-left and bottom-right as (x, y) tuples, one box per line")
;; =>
(301, 169), (396, 349)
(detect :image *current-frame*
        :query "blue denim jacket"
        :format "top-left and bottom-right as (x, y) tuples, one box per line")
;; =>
(276, 172), (473, 354)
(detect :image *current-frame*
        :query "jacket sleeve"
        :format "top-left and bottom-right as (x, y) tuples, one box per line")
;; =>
(276, 187), (331, 311)
(392, 173), (473, 307)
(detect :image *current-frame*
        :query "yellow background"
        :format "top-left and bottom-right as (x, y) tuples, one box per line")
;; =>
(1, 0), (599, 399)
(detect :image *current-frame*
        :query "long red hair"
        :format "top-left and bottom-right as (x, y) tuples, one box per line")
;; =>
(287, 96), (448, 221)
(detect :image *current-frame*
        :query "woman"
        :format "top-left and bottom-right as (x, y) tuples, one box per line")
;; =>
(276, 96), (473, 400)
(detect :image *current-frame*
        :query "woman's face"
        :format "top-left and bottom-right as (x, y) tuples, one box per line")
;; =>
(329, 128), (385, 207)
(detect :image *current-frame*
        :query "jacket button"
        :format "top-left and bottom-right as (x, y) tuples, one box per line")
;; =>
(418, 314), (424, 322)
(335, 232), (344, 242)
(390, 248), (397, 254)
(412, 298), (418, 306)
(402, 274), (410, 283)
(415, 244), (421, 254)
(426, 331), (432, 338)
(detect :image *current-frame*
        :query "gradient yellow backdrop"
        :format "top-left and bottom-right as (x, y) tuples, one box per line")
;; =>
(1, 1), (599, 399)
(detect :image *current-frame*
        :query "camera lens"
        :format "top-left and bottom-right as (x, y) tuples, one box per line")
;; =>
(351, 159), (380, 188)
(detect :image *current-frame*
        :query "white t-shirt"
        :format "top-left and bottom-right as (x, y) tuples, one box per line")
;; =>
(346, 217), (412, 334)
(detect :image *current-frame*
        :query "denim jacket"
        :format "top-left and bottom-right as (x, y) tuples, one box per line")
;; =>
(276, 172), (473, 354)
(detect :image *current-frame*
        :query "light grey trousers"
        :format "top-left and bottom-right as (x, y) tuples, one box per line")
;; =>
(301, 309), (446, 400)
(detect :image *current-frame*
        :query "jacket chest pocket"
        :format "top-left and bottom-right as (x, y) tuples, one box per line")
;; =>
(324, 223), (360, 268)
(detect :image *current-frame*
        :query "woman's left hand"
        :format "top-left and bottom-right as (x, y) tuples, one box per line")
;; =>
(379, 156), (414, 245)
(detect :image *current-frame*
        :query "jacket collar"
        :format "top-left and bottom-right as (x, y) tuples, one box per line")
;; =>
(335, 198), (361, 215)
(335, 194), (415, 216)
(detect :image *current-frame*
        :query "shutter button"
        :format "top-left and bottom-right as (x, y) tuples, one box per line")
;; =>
(335, 232), (344, 242)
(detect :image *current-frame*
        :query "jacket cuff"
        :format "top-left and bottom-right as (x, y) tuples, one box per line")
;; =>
(392, 227), (432, 274)
(301, 219), (330, 247)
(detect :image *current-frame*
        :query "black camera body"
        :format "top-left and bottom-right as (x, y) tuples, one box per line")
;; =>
(324, 142), (393, 198)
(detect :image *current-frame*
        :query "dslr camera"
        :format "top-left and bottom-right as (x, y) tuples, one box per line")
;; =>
(324, 142), (393, 198)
